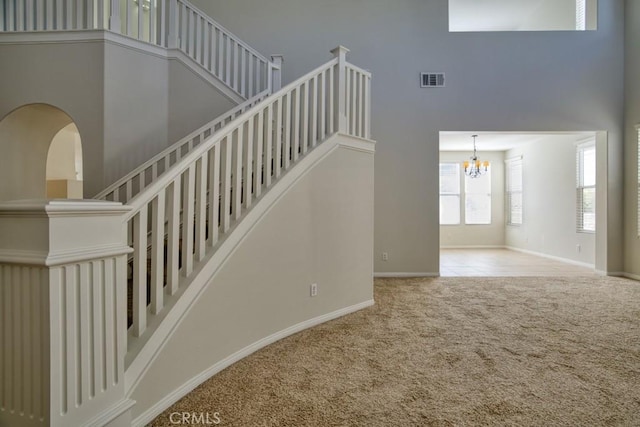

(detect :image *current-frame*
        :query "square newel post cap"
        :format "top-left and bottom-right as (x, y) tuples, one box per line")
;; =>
(271, 55), (284, 69)
(331, 46), (350, 58)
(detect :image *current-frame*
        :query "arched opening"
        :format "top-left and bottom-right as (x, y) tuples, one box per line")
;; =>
(46, 123), (83, 198)
(0, 104), (81, 201)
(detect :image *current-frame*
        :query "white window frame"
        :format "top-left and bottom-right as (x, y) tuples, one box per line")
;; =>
(439, 163), (461, 225)
(576, 141), (596, 233)
(505, 156), (523, 226)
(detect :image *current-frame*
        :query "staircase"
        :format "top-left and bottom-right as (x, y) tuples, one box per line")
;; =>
(0, 2), (373, 426)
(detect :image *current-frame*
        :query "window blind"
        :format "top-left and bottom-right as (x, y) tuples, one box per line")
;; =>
(577, 143), (596, 232)
(465, 169), (491, 225)
(506, 157), (523, 225)
(576, 0), (586, 30)
(439, 163), (461, 225)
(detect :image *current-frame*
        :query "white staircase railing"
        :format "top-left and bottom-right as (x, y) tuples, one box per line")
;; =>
(95, 90), (270, 204)
(175, 0), (275, 98)
(122, 45), (370, 350)
(0, 0), (276, 98)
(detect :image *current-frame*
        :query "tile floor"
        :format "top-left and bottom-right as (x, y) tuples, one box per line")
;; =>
(440, 248), (597, 277)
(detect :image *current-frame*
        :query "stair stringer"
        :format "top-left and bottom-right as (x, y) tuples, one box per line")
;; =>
(126, 133), (375, 425)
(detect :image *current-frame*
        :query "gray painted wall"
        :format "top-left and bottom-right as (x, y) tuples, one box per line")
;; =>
(624, 1), (640, 277)
(505, 135), (596, 266)
(192, 0), (624, 274)
(0, 42), (106, 197)
(0, 38), (236, 197)
(439, 151), (505, 248)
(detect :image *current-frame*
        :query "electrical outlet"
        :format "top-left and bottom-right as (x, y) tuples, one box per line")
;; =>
(382, 252), (389, 261)
(576, 244), (581, 253)
(310, 283), (318, 297)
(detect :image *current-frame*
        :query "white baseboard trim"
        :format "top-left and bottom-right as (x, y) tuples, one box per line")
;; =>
(374, 272), (439, 278)
(131, 299), (374, 427)
(440, 245), (506, 249)
(505, 246), (595, 269)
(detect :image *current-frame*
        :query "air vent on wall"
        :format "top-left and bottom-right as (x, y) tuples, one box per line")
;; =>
(421, 72), (445, 88)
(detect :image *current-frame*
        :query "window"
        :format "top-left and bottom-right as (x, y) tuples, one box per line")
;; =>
(576, 0), (586, 30)
(448, 0), (597, 32)
(506, 157), (523, 225)
(577, 144), (596, 232)
(465, 171), (491, 225)
(439, 163), (460, 225)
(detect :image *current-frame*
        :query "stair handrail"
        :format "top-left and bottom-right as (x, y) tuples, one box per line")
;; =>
(121, 47), (371, 342)
(95, 89), (270, 203)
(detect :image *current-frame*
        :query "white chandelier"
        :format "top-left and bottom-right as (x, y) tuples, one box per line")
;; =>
(463, 135), (489, 178)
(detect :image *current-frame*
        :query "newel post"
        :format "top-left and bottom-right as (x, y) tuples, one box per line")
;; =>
(167, 0), (179, 49)
(331, 45), (350, 133)
(0, 200), (134, 427)
(108, 0), (121, 32)
(270, 55), (284, 92)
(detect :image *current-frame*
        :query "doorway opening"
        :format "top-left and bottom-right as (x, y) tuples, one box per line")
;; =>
(0, 104), (83, 201)
(438, 131), (605, 276)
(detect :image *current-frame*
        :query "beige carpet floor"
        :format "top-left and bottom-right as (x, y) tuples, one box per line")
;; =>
(150, 277), (640, 426)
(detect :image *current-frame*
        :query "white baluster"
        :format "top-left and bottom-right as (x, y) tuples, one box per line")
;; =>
(265, 103), (273, 186)
(203, 22), (211, 70)
(274, 98), (282, 178)
(132, 205), (148, 337)
(16, 0), (24, 31)
(365, 75), (371, 139)
(233, 127), (243, 220)
(301, 81), (309, 154)
(149, 0), (157, 44)
(245, 116), (254, 209)
(195, 155), (207, 261)
(207, 144), (220, 246)
(310, 75), (318, 147)
(320, 70), (326, 141)
(292, 87), (300, 161)
(225, 36), (232, 86)
(248, 55), (254, 97)
(239, 46), (246, 97)
(220, 135), (232, 232)
(25, 0), (34, 31)
(109, 0), (120, 32)
(181, 164), (195, 276)
(283, 92), (291, 169)
(166, 0), (177, 48)
(217, 28), (224, 79)
(150, 190), (165, 314)
(76, 0), (84, 30)
(167, 178), (181, 294)
(254, 110), (264, 197)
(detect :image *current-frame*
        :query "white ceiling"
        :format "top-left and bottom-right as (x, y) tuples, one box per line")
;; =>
(439, 132), (594, 152)
(449, 0), (554, 31)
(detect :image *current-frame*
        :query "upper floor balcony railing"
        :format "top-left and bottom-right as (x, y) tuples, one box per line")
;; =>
(0, 0), (275, 99)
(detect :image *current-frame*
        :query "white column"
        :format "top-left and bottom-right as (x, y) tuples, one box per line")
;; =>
(331, 45), (349, 133)
(0, 200), (134, 427)
(271, 54), (284, 92)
